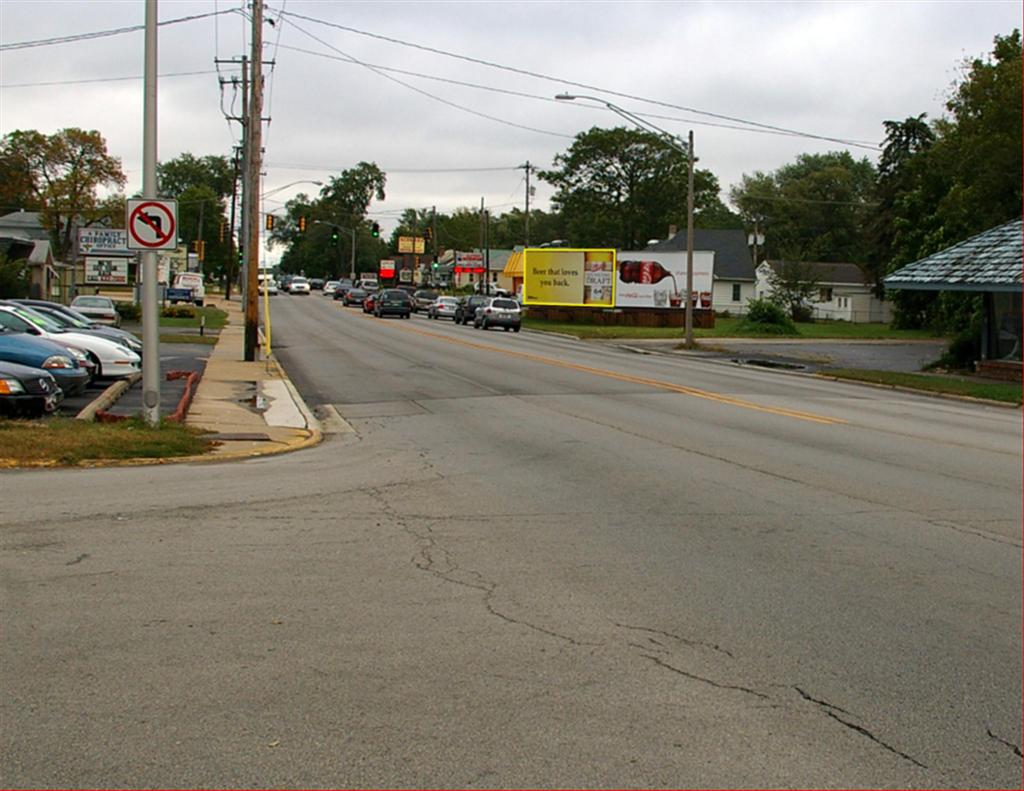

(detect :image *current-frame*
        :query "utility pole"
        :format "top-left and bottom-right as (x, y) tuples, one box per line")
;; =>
(484, 209), (490, 295)
(238, 55), (249, 309)
(431, 204), (437, 269)
(140, 0), (160, 426)
(520, 161), (532, 246)
(225, 147), (240, 300)
(684, 130), (695, 349)
(244, 0), (263, 361)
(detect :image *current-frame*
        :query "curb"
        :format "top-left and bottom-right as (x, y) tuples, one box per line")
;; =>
(812, 372), (1021, 409)
(75, 373), (142, 421)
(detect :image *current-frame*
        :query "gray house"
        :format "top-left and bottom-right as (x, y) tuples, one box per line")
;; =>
(756, 260), (892, 323)
(885, 217), (1021, 378)
(646, 229), (756, 314)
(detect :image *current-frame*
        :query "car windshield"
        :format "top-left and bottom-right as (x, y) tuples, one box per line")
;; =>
(493, 299), (519, 309)
(293, 277), (308, 284)
(36, 309), (83, 329)
(439, 298), (457, 305)
(11, 306), (64, 332)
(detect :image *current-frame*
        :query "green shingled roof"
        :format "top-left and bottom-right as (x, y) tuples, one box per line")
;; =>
(884, 218), (1022, 292)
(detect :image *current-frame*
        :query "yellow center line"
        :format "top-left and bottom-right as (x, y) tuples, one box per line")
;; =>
(358, 311), (847, 425)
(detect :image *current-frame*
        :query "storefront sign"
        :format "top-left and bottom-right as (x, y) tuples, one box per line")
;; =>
(84, 257), (129, 285)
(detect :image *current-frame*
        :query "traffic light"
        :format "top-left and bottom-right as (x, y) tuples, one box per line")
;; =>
(424, 227), (433, 243)
(265, 214), (275, 231)
(194, 240), (206, 261)
(371, 222), (380, 238)
(432, 261), (438, 270)
(331, 227), (339, 242)
(298, 216), (307, 232)
(219, 220), (226, 242)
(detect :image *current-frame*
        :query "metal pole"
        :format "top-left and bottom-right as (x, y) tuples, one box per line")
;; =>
(484, 209), (490, 294)
(350, 228), (356, 281)
(685, 130), (695, 348)
(524, 161), (531, 246)
(244, 0), (263, 361)
(141, 0), (160, 425)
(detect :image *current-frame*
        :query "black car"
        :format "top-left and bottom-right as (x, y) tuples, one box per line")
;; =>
(0, 360), (63, 417)
(332, 279), (355, 300)
(454, 295), (491, 325)
(342, 287), (368, 307)
(373, 289), (413, 319)
(309, 278), (325, 291)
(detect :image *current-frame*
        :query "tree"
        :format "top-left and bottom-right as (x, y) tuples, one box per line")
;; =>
(0, 252), (30, 299)
(157, 153), (234, 199)
(730, 152), (877, 265)
(540, 126), (732, 249)
(766, 261), (819, 321)
(0, 128), (126, 260)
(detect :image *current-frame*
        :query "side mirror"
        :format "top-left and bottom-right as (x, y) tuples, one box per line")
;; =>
(27, 326), (41, 336)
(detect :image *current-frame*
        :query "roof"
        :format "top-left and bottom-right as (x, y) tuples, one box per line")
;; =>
(645, 228), (754, 281)
(761, 260), (871, 286)
(884, 217), (1022, 293)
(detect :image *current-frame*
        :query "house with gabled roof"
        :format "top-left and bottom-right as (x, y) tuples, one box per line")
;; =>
(885, 217), (1022, 378)
(756, 260), (892, 323)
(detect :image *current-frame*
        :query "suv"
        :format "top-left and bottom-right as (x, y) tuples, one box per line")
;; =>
(373, 289), (413, 319)
(412, 290), (437, 312)
(454, 295), (491, 326)
(473, 297), (522, 332)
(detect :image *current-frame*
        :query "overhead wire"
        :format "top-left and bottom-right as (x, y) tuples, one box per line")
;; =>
(274, 8), (879, 151)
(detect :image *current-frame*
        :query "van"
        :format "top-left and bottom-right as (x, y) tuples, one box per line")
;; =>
(172, 272), (206, 307)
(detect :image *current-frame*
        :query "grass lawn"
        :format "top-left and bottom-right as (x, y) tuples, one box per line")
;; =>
(0, 417), (216, 466)
(159, 333), (219, 345)
(160, 305), (228, 331)
(523, 315), (943, 341)
(820, 369), (1022, 405)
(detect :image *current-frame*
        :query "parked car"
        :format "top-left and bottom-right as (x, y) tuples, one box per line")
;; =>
(343, 287), (367, 307)
(412, 290), (437, 312)
(473, 297), (522, 332)
(427, 296), (459, 320)
(11, 300), (143, 357)
(309, 278), (325, 291)
(454, 295), (491, 326)
(70, 295), (121, 327)
(0, 329), (91, 396)
(288, 276), (311, 295)
(0, 305), (141, 379)
(373, 289), (413, 319)
(0, 360), (63, 418)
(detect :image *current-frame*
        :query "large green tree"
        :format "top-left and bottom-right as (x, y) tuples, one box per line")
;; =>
(0, 128), (126, 260)
(540, 126), (734, 249)
(730, 151), (877, 265)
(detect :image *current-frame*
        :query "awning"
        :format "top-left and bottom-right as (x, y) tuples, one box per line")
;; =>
(502, 249), (523, 278)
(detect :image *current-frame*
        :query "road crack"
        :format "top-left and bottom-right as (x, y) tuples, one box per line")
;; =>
(793, 685), (852, 715)
(641, 654), (768, 699)
(614, 621), (735, 658)
(987, 727), (1023, 758)
(824, 710), (927, 769)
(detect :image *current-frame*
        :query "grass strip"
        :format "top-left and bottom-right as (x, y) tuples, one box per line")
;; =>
(820, 369), (1022, 404)
(0, 417), (215, 466)
(159, 333), (219, 345)
(160, 306), (229, 331)
(523, 316), (942, 340)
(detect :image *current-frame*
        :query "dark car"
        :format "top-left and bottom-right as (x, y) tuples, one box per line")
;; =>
(309, 278), (325, 291)
(332, 279), (355, 300)
(0, 360), (63, 418)
(454, 295), (491, 325)
(0, 329), (91, 396)
(473, 297), (522, 331)
(374, 289), (413, 319)
(10, 300), (143, 357)
(343, 287), (367, 307)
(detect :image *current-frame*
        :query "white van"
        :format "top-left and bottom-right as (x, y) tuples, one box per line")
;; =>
(172, 272), (206, 306)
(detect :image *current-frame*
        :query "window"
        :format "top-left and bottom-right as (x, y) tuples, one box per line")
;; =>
(819, 287), (833, 302)
(732, 283), (741, 302)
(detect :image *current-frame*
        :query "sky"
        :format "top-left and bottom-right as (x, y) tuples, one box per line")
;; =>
(1, 0), (1020, 260)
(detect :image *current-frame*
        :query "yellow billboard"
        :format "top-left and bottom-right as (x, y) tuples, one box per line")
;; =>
(522, 248), (616, 307)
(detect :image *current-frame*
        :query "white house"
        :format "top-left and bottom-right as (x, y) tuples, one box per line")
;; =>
(756, 260), (892, 323)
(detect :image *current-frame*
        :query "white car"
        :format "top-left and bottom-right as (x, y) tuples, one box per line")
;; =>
(323, 280), (340, 296)
(0, 305), (141, 378)
(427, 296), (459, 320)
(258, 278), (278, 295)
(70, 295), (121, 327)
(288, 277), (311, 294)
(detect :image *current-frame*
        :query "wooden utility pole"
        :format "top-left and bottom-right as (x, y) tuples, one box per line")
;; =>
(244, 0), (263, 361)
(521, 160), (531, 246)
(684, 130), (695, 349)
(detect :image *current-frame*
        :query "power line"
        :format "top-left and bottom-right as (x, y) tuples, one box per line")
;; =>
(1, 70), (218, 89)
(0, 9), (238, 52)
(276, 8), (879, 151)
(265, 161), (523, 174)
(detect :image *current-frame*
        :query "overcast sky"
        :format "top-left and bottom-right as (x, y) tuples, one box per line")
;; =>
(1, 0), (1019, 247)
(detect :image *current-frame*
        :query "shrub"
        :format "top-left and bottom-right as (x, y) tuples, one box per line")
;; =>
(161, 305), (196, 319)
(791, 303), (814, 323)
(115, 301), (142, 322)
(738, 298), (797, 334)
(931, 327), (981, 371)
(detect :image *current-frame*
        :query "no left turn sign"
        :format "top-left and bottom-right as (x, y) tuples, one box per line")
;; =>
(127, 199), (178, 250)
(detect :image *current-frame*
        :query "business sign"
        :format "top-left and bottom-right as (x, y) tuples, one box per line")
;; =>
(454, 251), (485, 274)
(522, 248), (616, 307)
(379, 259), (396, 278)
(84, 257), (129, 285)
(398, 236), (426, 254)
(77, 228), (132, 257)
(614, 251), (714, 309)
(127, 199), (178, 250)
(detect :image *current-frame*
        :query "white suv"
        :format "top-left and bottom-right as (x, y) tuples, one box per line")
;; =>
(288, 277), (311, 294)
(473, 297), (521, 332)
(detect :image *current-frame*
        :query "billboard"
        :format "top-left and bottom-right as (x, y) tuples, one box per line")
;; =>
(522, 248), (616, 307)
(614, 251), (714, 309)
(85, 257), (129, 285)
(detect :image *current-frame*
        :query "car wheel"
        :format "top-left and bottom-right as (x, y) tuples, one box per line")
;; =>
(504, 326), (510, 332)
(87, 352), (102, 378)
(513, 326), (521, 332)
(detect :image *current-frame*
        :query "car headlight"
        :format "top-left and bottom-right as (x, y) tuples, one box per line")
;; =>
(42, 354), (75, 369)
(0, 377), (26, 394)
(63, 346), (90, 364)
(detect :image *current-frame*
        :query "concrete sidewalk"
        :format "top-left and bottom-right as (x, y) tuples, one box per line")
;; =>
(182, 298), (322, 461)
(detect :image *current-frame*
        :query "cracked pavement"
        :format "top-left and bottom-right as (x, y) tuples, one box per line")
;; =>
(2, 297), (1019, 788)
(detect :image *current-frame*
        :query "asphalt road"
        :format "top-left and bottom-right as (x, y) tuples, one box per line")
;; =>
(2, 295), (1020, 789)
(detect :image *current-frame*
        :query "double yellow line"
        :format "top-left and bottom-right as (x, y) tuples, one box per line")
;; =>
(366, 313), (846, 426)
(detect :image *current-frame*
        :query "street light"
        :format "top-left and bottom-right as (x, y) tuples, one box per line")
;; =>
(556, 93), (697, 348)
